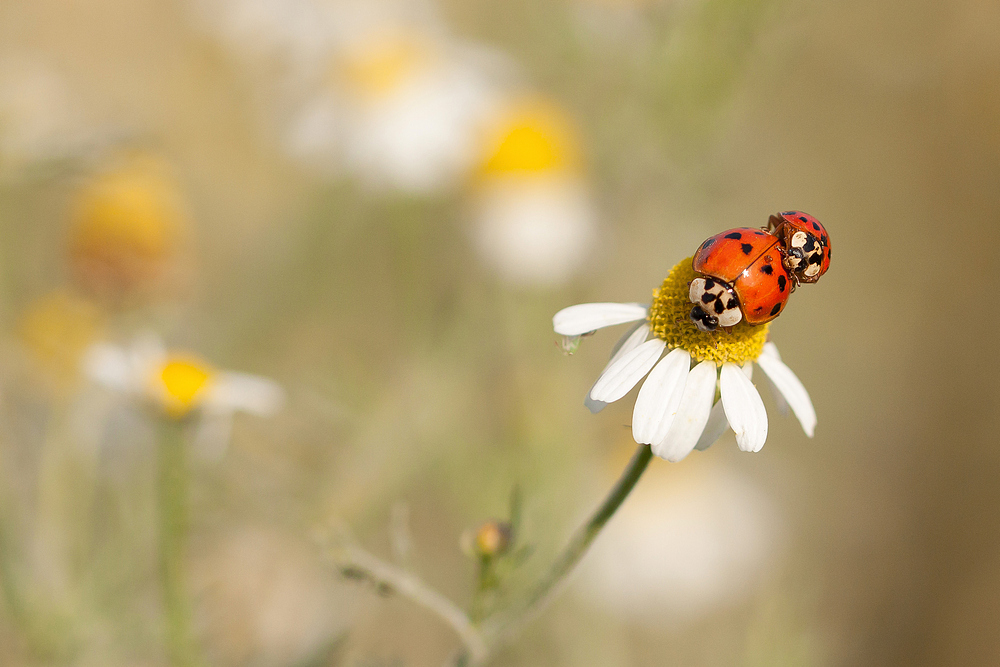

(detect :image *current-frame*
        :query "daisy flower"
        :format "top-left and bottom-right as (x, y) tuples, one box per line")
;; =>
(286, 25), (501, 193)
(0, 56), (92, 178)
(82, 335), (284, 458)
(471, 97), (596, 285)
(67, 153), (189, 300)
(18, 290), (104, 392)
(553, 257), (816, 460)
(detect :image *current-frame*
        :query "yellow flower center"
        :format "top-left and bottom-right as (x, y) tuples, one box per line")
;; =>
(481, 100), (581, 176)
(338, 32), (433, 101)
(19, 290), (103, 388)
(647, 257), (768, 365)
(157, 357), (213, 418)
(68, 154), (186, 295)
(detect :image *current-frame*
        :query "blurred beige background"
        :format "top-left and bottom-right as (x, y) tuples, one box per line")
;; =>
(1, 0), (999, 665)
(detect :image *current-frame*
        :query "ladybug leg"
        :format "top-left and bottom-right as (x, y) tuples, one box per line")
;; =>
(766, 214), (783, 234)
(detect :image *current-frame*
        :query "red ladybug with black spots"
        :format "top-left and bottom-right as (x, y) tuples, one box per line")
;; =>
(688, 211), (831, 332)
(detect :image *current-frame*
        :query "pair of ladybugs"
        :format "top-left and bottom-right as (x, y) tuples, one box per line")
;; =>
(689, 211), (831, 332)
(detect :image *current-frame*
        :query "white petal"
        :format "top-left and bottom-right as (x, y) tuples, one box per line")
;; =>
(720, 362), (768, 453)
(631, 349), (690, 445)
(553, 303), (648, 336)
(207, 372), (285, 416)
(694, 399), (728, 451)
(652, 360), (718, 462)
(81, 343), (133, 391)
(760, 341), (781, 361)
(759, 342), (789, 416)
(756, 350), (816, 438)
(589, 338), (665, 404)
(585, 323), (649, 414)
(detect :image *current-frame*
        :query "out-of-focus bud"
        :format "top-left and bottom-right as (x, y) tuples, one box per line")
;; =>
(19, 290), (104, 392)
(474, 520), (512, 558)
(67, 153), (188, 302)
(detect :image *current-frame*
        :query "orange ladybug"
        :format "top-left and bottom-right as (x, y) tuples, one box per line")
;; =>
(689, 212), (830, 332)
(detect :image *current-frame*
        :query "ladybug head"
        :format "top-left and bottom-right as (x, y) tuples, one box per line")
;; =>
(769, 212), (831, 285)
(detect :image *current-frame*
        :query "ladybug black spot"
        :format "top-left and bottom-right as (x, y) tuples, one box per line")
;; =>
(726, 298), (737, 309)
(799, 216), (809, 223)
(808, 252), (823, 265)
(702, 238), (715, 249)
(827, 247), (832, 259)
(782, 211), (796, 216)
(811, 221), (820, 231)
(754, 231), (765, 236)
(702, 292), (716, 304)
(725, 232), (742, 240)
(740, 243), (753, 255)
(754, 305), (764, 312)
(714, 299), (726, 314)
(704, 278), (715, 290)
(777, 275), (787, 292)
(761, 264), (774, 275)
(770, 303), (782, 316)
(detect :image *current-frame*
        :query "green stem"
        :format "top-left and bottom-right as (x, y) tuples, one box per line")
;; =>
(157, 420), (201, 667)
(481, 444), (654, 651)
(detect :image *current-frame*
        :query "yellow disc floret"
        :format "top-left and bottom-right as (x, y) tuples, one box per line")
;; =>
(480, 99), (581, 176)
(19, 290), (103, 389)
(68, 154), (186, 297)
(648, 257), (768, 365)
(155, 357), (214, 418)
(338, 31), (434, 101)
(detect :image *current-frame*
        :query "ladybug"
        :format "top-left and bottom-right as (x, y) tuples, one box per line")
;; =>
(689, 227), (790, 331)
(766, 210), (831, 283)
(688, 211), (830, 332)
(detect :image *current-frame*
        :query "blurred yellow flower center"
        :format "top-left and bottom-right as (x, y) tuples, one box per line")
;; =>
(482, 103), (580, 175)
(158, 358), (213, 417)
(70, 156), (184, 260)
(19, 291), (103, 387)
(339, 33), (433, 100)
(647, 257), (768, 365)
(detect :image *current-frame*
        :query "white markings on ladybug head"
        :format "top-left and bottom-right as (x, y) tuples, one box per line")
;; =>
(784, 230), (824, 281)
(688, 277), (743, 332)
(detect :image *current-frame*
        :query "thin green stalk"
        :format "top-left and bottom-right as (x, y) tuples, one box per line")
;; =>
(481, 444), (654, 651)
(157, 420), (202, 667)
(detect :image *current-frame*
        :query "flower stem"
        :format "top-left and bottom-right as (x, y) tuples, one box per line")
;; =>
(482, 444), (653, 651)
(157, 420), (202, 667)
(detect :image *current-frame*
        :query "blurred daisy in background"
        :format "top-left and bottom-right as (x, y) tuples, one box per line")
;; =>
(286, 22), (504, 193)
(471, 97), (596, 285)
(553, 258), (816, 459)
(18, 290), (105, 395)
(67, 152), (190, 303)
(0, 56), (93, 179)
(579, 455), (785, 622)
(83, 335), (284, 460)
(191, 0), (338, 68)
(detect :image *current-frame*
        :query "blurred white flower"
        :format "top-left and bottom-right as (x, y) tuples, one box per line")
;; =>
(553, 260), (816, 459)
(0, 57), (90, 176)
(578, 459), (785, 622)
(286, 26), (502, 192)
(472, 98), (596, 285)
(83, 335), (284, 459)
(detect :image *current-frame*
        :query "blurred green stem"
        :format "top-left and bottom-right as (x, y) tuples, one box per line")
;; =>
(478, 444), (653, 658)
(157, 420), (202, 667)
